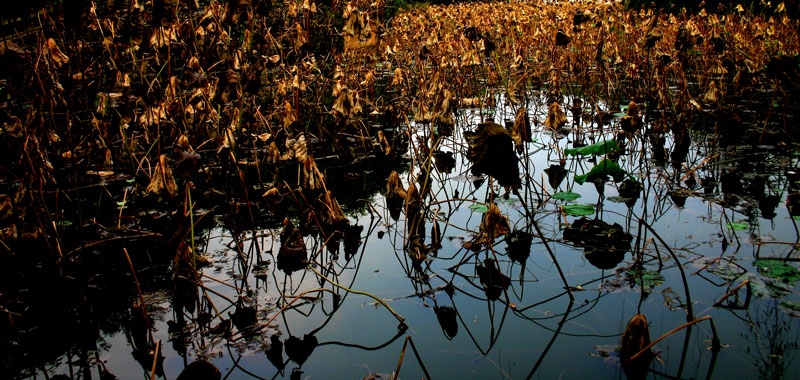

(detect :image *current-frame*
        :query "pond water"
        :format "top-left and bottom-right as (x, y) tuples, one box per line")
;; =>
(7, 88), (800, 380)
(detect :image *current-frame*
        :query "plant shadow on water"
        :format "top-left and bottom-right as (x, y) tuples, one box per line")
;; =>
(2, 0), (800, 379)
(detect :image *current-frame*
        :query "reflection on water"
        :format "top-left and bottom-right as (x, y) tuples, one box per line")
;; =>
(4, 90), (800, 380)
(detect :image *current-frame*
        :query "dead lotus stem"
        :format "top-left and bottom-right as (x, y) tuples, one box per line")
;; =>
(678, 153), (720, 183)
(628, 315), (720, 362)
(177, 275), (237, 306)
(713, 279), (750, 307)
(123, 248), (154, 342)
(265, 288), (337, 327)
(149, 339), (161, 380)
(308, 265), (406, 324)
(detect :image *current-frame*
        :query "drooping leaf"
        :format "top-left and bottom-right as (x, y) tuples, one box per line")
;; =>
(552, 191), (581, 202)
(620, 314), (654, 379)
(544, 164), (569, 189)
(476, 258), (510, 301)
(479, 203), (511, 242)
(464, 122), (521, 188)
(506, 230), (533, 265)
(562, 204), (595, 216)
(564, 140), (618, 156)
(574, 159), (628, 185)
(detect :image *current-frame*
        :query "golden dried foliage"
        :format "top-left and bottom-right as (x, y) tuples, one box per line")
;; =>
(146, 154), (178, 197)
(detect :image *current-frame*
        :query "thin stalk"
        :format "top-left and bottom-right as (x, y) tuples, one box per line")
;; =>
(308, 265), (406, 324)
(639, 219), (694, 321)
(123, 248), (154, 343)
(628, 315), (720, 362)
(149, 339), (160, 380)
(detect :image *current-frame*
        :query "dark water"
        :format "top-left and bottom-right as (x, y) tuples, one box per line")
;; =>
(6, 90), (800, 380)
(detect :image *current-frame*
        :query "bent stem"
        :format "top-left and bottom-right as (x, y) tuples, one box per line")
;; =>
(639, 219), (694, 321)
(628, 315), (721, 362)
(393, 335), (433, 380)
(308, 265), (406, 324)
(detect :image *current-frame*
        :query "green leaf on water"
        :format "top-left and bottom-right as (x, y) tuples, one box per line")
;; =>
(607, 196), (628, 203)
(727, 222), (749, 230)
(754, 260), (800, 282)
(552, 191), (581, 202)
(562, 204), (595, 216)
(468, 203), (489, 213)
(564, 140), (618, 156)
(627, 269), (665, 292)
(794, 216), (800, 221)
(126, 178), (136, 183)
(574, 159), (628, 185)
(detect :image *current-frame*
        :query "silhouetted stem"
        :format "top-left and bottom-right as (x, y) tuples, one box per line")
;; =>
(639, 219), (694, 320)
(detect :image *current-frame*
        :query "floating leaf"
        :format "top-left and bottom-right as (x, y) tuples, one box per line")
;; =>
(627, 270), (665, 292)
(727, 222), (749, 230)
(574, 159), (628, 185)
(607, 196), (627, 203)
(754, 260), (800, 282)
(562, 204), (595, 216)
(468, 203), (489, 213)
(552, 191), (581, 202)
(564, 140), (618, 156)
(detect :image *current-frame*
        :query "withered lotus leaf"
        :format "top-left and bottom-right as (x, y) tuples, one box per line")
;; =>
(479, 203), (510, 243)
(277, 219), (307, 274)
(544, 102), (568, 130)
(465, 122), (520, 188)
(386, 171), (406, 220)
(512, 107), (532, 152)
(476, 258), (510, 301)
(146, 154), (178, 197)
(620, 314), (654, 380)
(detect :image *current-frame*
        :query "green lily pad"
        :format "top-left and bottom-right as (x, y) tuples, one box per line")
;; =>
(727, 222), (749, 230)
(564, 140), (618, 156)
(574, 159), (628, 185)
(627, 269), (665, 292)
(468, 204), (489, 213)
(562, 204), (595, 216)
(552, 191), (581, 202)
(754, 260), (800, 282)
(607, 196), (628, 203)
(793, 216), (800, 221)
